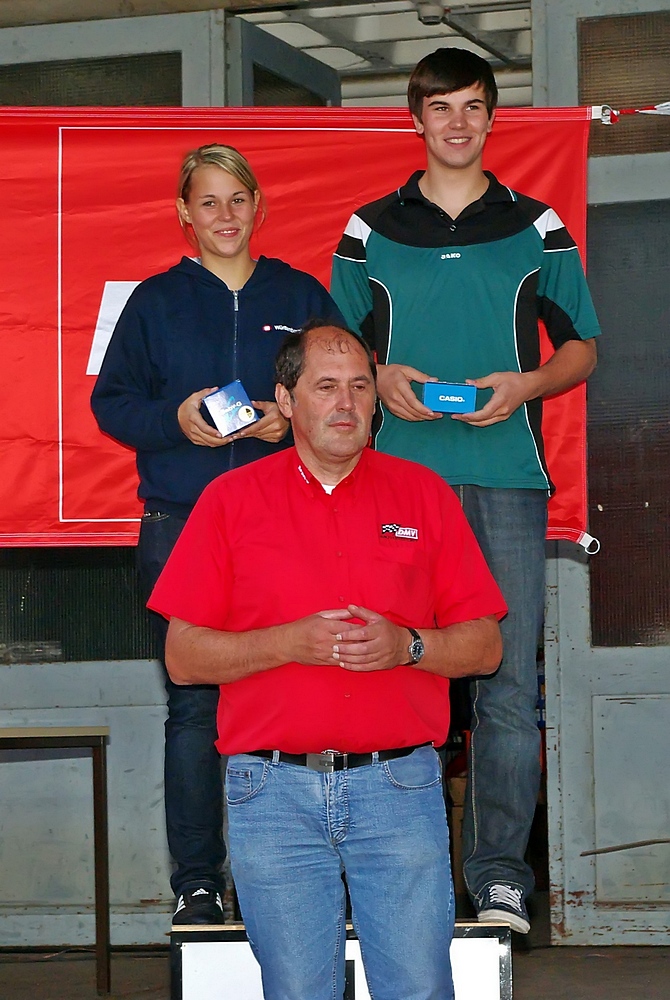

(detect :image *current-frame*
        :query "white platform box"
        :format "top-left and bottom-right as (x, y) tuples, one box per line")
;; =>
(170, 922), (512, 999)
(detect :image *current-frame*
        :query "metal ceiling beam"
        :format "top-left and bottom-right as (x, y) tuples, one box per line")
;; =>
(442, 14), (529, 68)
(0, 1), (296, 30)
(310, 2), (530, 12)
(245, 3), (531, 74)
(0, 2), (532, 32)
(272, 8), (396, 70)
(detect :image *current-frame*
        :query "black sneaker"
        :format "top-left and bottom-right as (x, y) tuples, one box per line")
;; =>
(172, 886), (225, 926)
(475, 881), (530, 934)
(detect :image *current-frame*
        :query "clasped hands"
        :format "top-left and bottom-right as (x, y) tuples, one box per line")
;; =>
(292, 605), (410, 673)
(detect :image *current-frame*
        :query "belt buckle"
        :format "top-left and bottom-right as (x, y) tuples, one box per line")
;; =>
(305, 750), (347, 773)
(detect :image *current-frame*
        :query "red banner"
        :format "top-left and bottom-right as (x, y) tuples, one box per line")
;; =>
(0, 106), (591, 546)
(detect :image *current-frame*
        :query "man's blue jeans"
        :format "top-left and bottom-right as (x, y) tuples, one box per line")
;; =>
(226, 746), (455, 1000)
(459, 486), (547, 902)
(137, 510), (225, 897)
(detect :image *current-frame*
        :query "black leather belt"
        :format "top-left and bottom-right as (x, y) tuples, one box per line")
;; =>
(247, 742), (431, 774)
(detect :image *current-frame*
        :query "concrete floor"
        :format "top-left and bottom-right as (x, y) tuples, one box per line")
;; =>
(0, 893), (664, 1000)
(0, 944), (668, 999)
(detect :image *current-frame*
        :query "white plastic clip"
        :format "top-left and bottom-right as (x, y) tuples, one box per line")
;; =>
(591, 105), (616, 125)
(579, 533), (601, 555)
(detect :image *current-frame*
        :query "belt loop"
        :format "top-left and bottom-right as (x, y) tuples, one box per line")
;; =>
(272, 750), (280, 764)
(371, 751), (380, 763)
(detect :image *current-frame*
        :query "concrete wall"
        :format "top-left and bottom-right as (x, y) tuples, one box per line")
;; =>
(0, 660), (173, 946)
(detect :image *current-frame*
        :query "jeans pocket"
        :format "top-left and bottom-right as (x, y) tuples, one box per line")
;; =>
(382, 746), (441, 790)
(226, 757), (269, 804)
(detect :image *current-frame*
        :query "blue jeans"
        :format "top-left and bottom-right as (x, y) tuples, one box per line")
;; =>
(459, 486), (547, 902)
(137, 510), (225, 897)
(226, 746), (455, 1000)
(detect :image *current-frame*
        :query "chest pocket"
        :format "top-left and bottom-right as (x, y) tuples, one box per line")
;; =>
(368, 540), (433, 624)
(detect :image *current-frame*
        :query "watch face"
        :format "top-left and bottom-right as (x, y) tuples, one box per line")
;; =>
(409, 634), (424, 663)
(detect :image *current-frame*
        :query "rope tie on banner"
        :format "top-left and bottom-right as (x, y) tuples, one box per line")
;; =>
(591, 102), (670, 124)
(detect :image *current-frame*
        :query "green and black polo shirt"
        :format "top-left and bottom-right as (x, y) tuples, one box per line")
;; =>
(331, 171), (601, 491)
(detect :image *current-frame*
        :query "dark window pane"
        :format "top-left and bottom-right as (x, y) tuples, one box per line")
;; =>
(0, 52), (182, 106)
(0, 548), (158, 663)
(587, 199), (670, 646)
(253, 65), (326, 106)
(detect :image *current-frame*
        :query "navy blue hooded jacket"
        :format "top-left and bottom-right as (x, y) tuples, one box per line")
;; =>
(91, 255), (342, 514)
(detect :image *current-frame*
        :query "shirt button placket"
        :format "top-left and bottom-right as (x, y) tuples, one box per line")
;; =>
(332, 505), (348, 606)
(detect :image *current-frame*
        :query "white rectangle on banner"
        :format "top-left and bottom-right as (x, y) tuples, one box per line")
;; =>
(86, 280), (139, 375)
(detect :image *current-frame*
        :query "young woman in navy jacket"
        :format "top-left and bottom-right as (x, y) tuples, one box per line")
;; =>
(91, 143), (341, 925)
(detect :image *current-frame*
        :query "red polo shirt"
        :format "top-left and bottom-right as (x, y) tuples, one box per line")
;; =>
(149, 447), (506, 754)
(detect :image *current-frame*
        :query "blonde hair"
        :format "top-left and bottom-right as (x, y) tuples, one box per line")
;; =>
(176, 143), (266, 244)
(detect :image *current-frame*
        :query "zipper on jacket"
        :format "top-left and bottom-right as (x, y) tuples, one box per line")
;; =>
(229, 289), (240, 471)
(232, 289), (240, 380)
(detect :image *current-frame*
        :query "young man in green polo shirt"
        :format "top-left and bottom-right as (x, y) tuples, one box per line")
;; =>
(331, 47), (600, 933)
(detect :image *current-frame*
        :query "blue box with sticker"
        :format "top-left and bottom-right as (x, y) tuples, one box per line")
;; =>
(202, 380), (259, 436)
(423, 381), (477, 414)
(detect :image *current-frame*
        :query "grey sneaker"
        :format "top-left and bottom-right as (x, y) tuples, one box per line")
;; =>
(475, 882), (530, 934)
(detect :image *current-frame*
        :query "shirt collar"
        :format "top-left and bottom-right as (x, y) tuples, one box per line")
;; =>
(397, 169), (513, 214)
(293, 446), (370, 498)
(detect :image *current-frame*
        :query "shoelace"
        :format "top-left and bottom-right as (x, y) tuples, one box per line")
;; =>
(488, 884), (523, 910)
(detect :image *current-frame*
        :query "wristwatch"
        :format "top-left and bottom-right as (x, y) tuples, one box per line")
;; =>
(405, 627), (425, 665)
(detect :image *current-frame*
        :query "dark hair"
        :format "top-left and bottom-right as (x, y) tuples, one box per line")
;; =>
(408, 48), (498, 120)
(275, 319), (377, 395)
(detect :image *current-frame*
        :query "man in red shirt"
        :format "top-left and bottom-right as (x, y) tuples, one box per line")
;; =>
(150, 322), (506, 1000)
